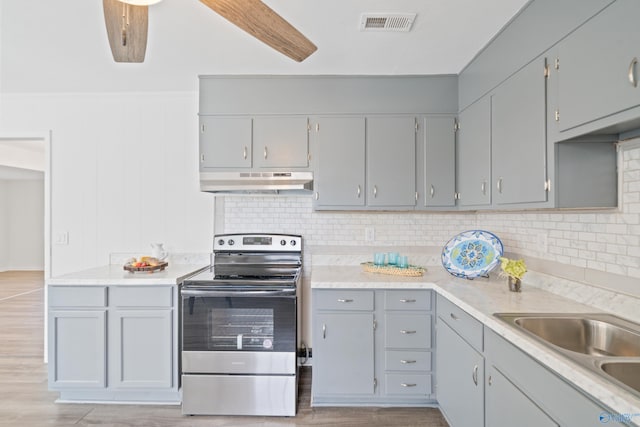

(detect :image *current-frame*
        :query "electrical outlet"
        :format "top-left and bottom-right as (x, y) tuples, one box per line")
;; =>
(365, 227), (375, 242)
(55, 232), (69, 245)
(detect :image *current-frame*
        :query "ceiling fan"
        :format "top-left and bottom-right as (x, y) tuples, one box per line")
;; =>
(103, 0), (318, 63)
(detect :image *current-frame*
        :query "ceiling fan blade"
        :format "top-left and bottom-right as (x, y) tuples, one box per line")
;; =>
(103, 0), (149, 63)
(200, 0), (317, 62)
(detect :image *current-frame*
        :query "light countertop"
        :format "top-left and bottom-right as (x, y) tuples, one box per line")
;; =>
(46, 264), (208, 286)
(311, 265), (640, 424)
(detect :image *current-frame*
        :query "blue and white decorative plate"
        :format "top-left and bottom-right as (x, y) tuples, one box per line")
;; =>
(441, 230), (504, 279)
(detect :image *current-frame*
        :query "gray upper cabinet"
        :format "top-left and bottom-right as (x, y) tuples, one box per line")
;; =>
(491, 57), (549, 206)
(416, 116), (456, 209)
(457, 98), (491, 208)
(253, 116), (309, 168)
(199, 115), (309, 170)
(366, 116), (417, 208)
(313, 117), (366, 208)
(199, 116), (252, 169)
(557, 0), (640, 134)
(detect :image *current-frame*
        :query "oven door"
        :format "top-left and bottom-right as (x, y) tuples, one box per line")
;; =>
(181, 288), (297, 374)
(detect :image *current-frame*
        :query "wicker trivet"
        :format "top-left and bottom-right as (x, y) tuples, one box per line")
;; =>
(361, 262), (426, 277)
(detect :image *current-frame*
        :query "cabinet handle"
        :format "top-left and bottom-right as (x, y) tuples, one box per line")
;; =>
(243, 146), (247, 160)
(357, 185), (361, 198)
(430, 185), (435, 198)
(399, 299), (416, 303)
(400, 330), (417, 334)
(400, 359), (417, 364)
(496, 177), (503, 194)
(488, 375), (493, 386)
(401, 383), (417, 387)
(337, 298), (353, 303)
(315, 192), (319, 201)
(481, 180), (486, 195)
(450, 312), (459, 321)
(373, 185), (378, 198)
(629, 57), (638, 88)
(472, 365), (479, 386)
(263, 146), (268, 160)
(322, 323), (326, 339)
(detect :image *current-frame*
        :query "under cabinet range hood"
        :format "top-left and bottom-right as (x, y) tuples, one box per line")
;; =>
(200, 171), (313, 193)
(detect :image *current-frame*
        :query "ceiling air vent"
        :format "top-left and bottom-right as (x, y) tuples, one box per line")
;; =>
(360, 13), (416, 32)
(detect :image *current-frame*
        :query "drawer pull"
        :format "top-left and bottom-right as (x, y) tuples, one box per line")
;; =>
(400, 359), (417, 364)
(401, 383), (417, 387)
(400, 330), (417, 334)
(472, 364), (479, 386)
(629, 57), (638, 88)
(399, 299), (416, 303)
(450, 312), (459, 321)
(337, 298), (353, 303)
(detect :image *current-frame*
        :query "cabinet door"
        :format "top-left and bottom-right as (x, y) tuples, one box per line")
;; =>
(366, 116), (416, 207)
(491, 57), (548, 205)
(253, 116), (309, 168)
(48, 310), (106, 389)
(313, 117), (365, 207)
(420, 116), (456, 208)
(457, 98), (491, 207)
(486, 365), (558, 427)
(436, 319), (484, 427)
(558, 0), (640, 132)
(313, 312), (375, 396)
(199, 116), (252, 169)
(109, 309), (173, 389)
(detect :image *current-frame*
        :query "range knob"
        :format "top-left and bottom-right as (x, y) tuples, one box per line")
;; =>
(228, 239), (235, 246)
(280, 239), (287, 246)
(217, 239), (225, 246)
(290, 240), (297, 246)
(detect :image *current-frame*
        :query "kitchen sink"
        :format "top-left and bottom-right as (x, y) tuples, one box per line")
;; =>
(494, 312), (640, 397)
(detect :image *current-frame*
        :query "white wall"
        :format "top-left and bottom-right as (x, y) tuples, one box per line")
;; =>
(0, 92), (214, 275)
(0, 181), (8, 271)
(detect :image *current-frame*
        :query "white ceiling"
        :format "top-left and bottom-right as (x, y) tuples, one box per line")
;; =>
(0, 0), (529, 93)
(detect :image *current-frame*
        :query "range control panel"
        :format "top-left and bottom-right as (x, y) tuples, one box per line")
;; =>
(213, 233), (302, 252)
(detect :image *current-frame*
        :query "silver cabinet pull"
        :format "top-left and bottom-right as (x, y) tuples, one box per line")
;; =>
(399, 299), (416, 303)
(400, 330), (417, 334)
(322, 323), (326, 339)
(315, 192), (319, 201)
(481, 180), (487, 195)
(243, 146), (247, 160)
(337, 298), (353, 303)
(496, 177), (503, 194)
(357, 185), (361, 198)
(263, 146), (268, 159)
(488, 375), (493, 386)
(629, 57), (638, 87)
(450, 312), (459, 320)
(472, 365), (479, 386)
(401, 383), (417, 387)
(430, 185), (435, 198)
(200, 154), (205, 163)
(400, 359), (417, 364)
(373, 185), (378, 198)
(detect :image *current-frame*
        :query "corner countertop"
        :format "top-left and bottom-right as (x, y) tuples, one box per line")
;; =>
(46, 264), (208, 286)
(311, 265), (640, 424)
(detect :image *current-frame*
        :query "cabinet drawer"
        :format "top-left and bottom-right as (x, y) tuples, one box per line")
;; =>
(437, 295), (483, 352)
(49, 286), (107, 307)
(110, 286), (173, 308)
(384, 290), (431, 311)
(385, 350), (431, 372)
(384, 374), (432, 396)
(314, 290), (374, 311)
(385, 314), (431, 349)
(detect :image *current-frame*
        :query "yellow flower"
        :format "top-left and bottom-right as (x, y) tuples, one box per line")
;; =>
(499, 257), (527, 280)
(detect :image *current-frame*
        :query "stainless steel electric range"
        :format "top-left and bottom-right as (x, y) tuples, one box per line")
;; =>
(180, 233), (301, 416)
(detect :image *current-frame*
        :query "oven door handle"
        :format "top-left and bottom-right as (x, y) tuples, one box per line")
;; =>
(181, 288), (296, 298)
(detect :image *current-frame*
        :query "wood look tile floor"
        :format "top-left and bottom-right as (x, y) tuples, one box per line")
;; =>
(0, 271), (448, 426)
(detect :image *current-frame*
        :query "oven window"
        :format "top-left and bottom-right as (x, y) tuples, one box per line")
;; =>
(182, 295), (296, 352)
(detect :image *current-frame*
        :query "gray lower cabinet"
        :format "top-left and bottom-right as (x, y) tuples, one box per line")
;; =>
(416, 116), (456, 209)
(557, 0), (640, 134)
(48, 285), (178, 402)
(456, 97), (491, 208)
(312, 289), (434, 406)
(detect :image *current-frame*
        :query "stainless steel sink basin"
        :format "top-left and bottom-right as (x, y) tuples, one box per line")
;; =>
(600, 362), (640, 394)
(512, 316), (640, 357)
(494, 313), (640, 397)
